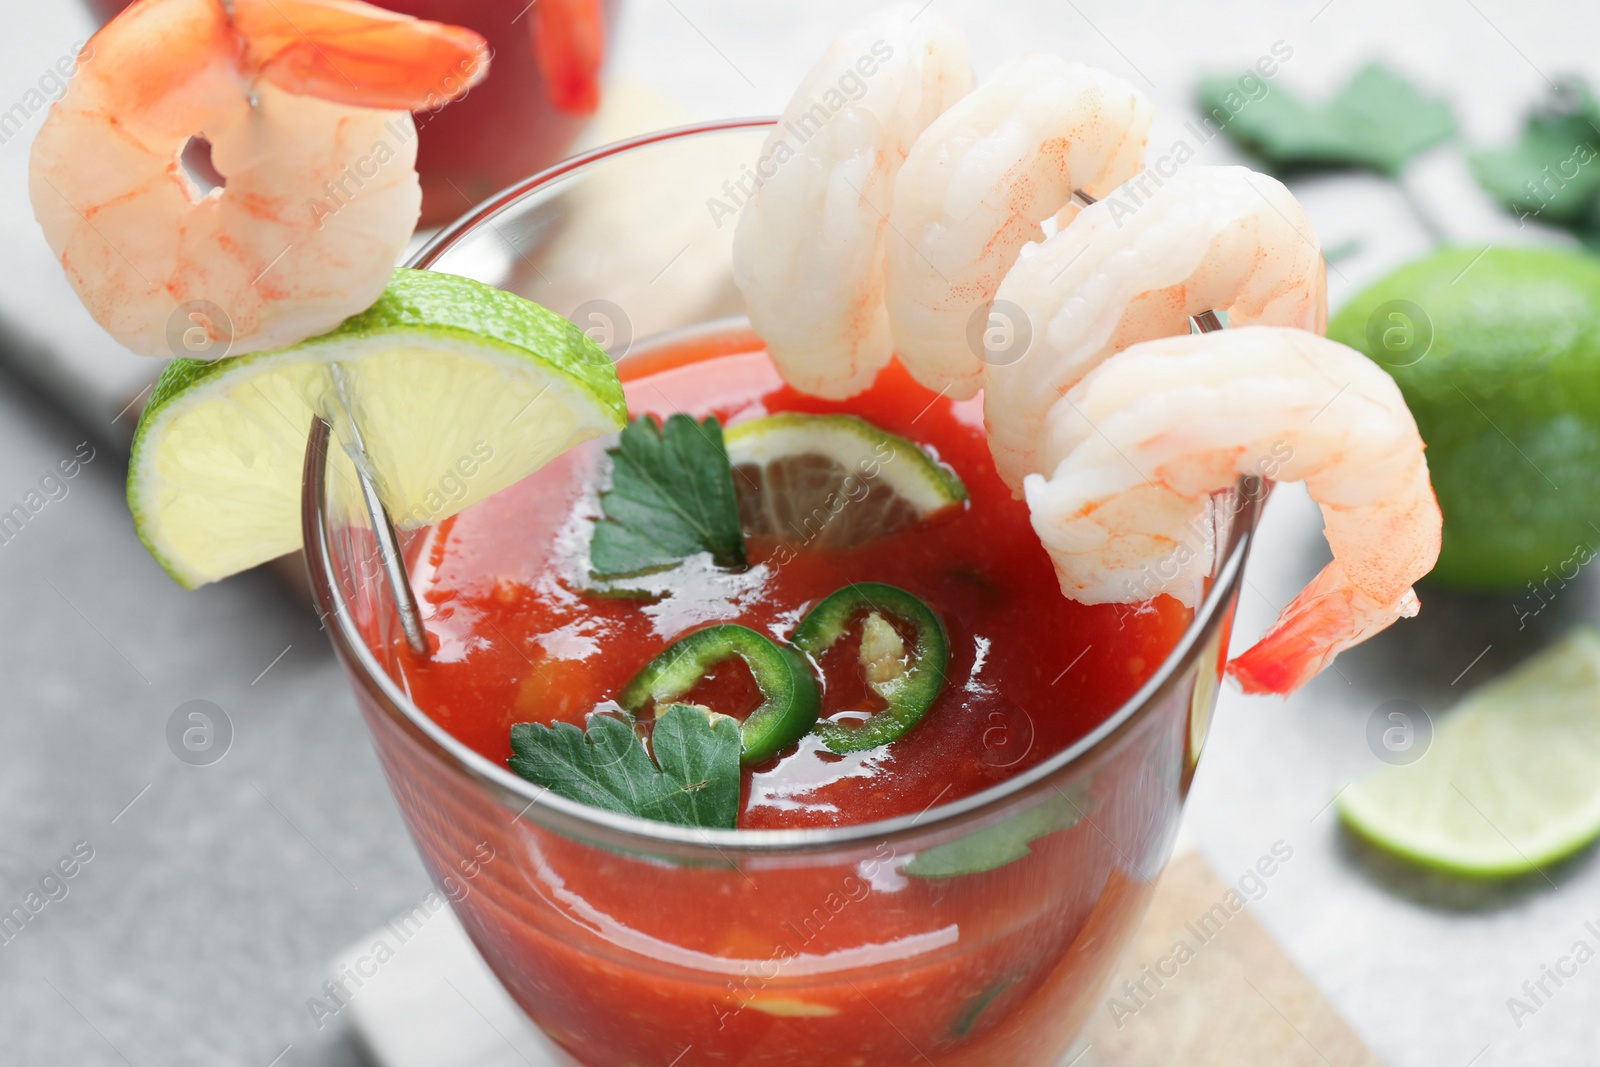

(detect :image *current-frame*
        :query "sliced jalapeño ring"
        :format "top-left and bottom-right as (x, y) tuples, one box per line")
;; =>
(791, 582), (948, 753)
(619, 624), (821, 766)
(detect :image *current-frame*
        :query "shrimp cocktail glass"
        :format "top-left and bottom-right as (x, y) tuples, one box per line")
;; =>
(33, 2), (1443, 1064)
(300, 117), (1261, 1066)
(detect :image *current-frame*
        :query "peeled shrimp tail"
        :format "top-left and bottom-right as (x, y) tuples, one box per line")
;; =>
(1227, 563), (1420, 695)
(1025, 326), (1441, 693)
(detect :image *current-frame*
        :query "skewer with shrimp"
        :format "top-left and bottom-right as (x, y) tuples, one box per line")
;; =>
(733, 12), (1440, 695)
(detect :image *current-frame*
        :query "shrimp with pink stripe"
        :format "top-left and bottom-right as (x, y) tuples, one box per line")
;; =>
(1024, 326), (1441, 694)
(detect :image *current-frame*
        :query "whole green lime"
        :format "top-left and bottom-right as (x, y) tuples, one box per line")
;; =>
(1328, 246), (1600, 588)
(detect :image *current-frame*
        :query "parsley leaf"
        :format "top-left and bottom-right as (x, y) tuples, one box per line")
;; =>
(508, 705), (741, 829)
(1200, 62), (1456, 176)
(590, 414), (747, 579)
(1470, 79), (1600, 227)
(903, 788), (1086, 879)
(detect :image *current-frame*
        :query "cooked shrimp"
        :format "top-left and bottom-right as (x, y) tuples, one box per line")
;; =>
(984, 165), (1326, 490)
(884, 55), (1152, 399)
(29, 0), (486, 359)
(1025, 326), (1440, 695)
(732, 5), (974, 400)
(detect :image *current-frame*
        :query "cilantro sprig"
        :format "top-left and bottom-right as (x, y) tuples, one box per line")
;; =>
(590, 414), (747, 579)
(509, 705), (741, 829)
(1200, 61), (1456, 176)
(1470, 79), (1600, 230)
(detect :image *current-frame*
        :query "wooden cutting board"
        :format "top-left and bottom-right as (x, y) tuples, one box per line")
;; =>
(1079, 852), (1383, 1067)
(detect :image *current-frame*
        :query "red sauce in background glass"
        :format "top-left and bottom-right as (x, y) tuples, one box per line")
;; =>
(399, 330), (1190, 827)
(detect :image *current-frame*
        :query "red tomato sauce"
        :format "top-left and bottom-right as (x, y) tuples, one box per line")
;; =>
(398, 329), (1189, 827)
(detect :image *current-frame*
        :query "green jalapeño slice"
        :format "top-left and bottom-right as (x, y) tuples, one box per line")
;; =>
(619, 624), (821, 766)
(792, 583), (949, 753)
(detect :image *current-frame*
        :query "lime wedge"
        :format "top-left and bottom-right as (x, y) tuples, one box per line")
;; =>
(723, 413), (965, 550)
(130, 269), (626, 588)
(1339, 627), (1600, 877)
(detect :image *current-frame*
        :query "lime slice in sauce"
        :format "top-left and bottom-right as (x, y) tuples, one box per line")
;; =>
(723, 413), (965, 550)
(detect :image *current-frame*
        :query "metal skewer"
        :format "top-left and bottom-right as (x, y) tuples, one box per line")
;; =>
(323, 363), (430, 658)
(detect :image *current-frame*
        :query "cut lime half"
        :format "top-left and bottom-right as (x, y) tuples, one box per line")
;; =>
(129, 269), (626, 588)
(723, 413), (966, 550)
(1338, 627), (1600, 877)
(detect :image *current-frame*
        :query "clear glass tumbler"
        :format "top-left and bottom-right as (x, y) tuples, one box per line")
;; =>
(302, 120), (1264, 1067)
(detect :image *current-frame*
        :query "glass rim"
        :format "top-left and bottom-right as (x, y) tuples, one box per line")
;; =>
(303, 118), (1264, 856)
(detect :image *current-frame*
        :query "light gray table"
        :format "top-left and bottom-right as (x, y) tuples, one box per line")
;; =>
(2, 2), (1598, 1065)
